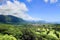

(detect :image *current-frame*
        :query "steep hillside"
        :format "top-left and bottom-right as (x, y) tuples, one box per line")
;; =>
(0, 15), (25, 24)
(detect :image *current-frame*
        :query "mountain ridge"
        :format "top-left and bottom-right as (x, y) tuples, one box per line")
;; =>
(0, 15), (25, 24)
(0, 15), (47, 24)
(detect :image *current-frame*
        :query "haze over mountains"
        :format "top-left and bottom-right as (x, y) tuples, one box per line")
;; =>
(0, 0), (42, 21)
(0, 15), (46, 24)
(0, 0), (60, 24)
(0, 0), (45, 24)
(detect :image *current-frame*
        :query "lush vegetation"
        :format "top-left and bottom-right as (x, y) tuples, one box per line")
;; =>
(0, 23), (60, 40)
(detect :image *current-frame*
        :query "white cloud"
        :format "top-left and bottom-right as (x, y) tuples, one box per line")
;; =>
(26, 0), (32, 3)
(0, 0), (42, 21)
(44, 0), (58, 4)
(50, 0), (58, 3)
(44, 0), (49, 3)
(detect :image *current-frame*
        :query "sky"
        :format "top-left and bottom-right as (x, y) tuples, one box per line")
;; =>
(0, 0), (60, 22)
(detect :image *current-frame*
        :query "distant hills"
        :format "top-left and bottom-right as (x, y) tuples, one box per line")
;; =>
(0, 15), (25, 24)
(0, 15), (47, 24)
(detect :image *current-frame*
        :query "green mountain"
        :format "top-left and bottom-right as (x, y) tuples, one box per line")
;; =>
(0, 15), (47, 25)
(0, 15), (25, 24)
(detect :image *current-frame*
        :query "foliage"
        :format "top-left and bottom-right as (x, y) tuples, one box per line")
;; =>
(0, 23), (60, 40)
(0, 34), (17, 40)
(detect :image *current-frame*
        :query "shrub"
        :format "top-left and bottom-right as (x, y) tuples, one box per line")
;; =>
(0, 34), (17, 40)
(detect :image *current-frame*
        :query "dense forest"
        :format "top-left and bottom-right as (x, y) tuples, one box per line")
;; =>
(0, 23), (60, 40)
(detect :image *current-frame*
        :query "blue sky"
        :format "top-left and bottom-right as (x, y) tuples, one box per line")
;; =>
(19, 0), (60, 22)
(0, 0), (60, 22)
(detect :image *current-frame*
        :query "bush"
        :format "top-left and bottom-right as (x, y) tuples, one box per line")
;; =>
(0, 34), (17, 40)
